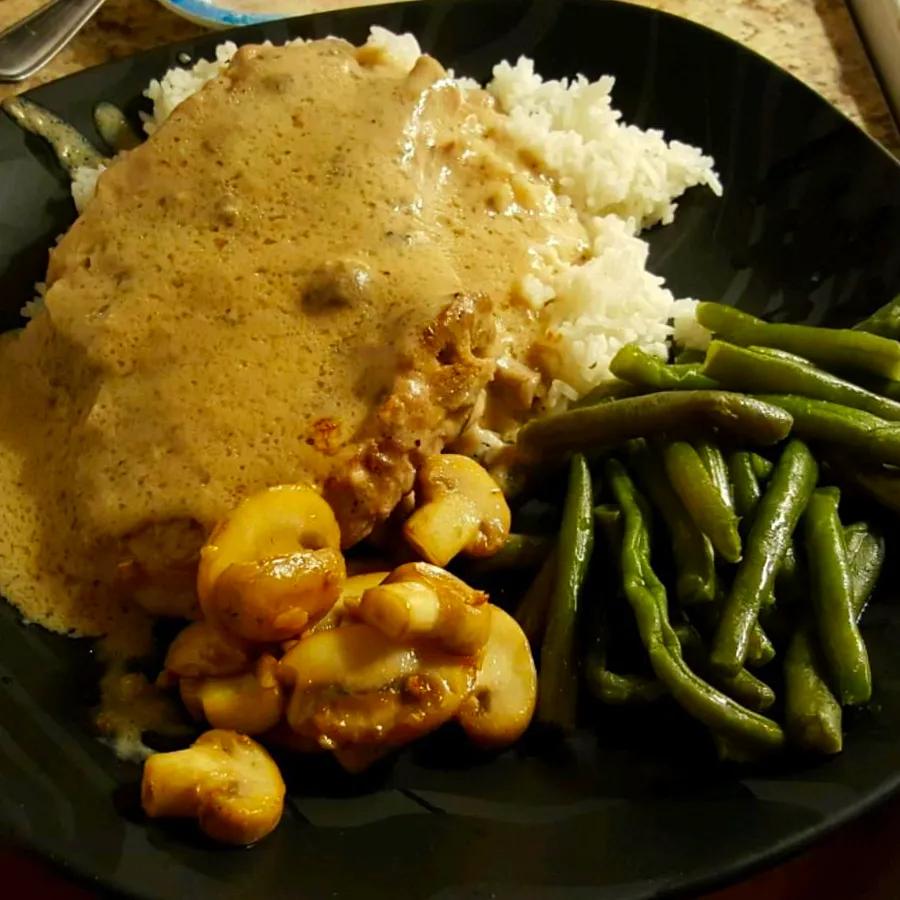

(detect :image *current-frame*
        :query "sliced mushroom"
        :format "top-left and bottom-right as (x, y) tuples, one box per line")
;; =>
(457, 606), (537, 747)
(278, 622), (475, 759)
(162, 620), (252, 680)
(198, 485), (346, 641)
(303, 569), (390, 636)
(209, 548), (346, 642)
(404, 454), (510, 566)
(354, 562), (491, 655)
(141, 729), (285, 845)
(178, 655), (284, 735)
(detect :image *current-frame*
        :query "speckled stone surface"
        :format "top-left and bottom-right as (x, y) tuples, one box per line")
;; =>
(0, 0), (897, 153)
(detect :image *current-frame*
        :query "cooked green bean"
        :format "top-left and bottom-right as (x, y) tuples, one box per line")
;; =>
(712, 667), (775, 712)
(784, 626), (843, 754)
(729, 451), (762, 522)
(467, 533), (550, 575)
(749, 453), (774, 480)
(584, 657), (666, 705)
(628, 443), (716, 605)
(755, 394), (900, 467)
(784, 523), (884, 753)
(702, 341), (900, 421)
(696, 302), (900, 380)
(728, 452), (798, 609)
(571, 379), (643, 409)
(712, 440), (818, 674)
(663, 441), (742, 563)
(515, 548), (557, 647)
(853, 294), (900, 340)
(746, 623), (776, 668)
(593, 504), (623, 544)
(537, 454), (594, 729)
(844, 528), (885, 613)
(607, 459), (785, 755)
(805, 488), (871, 706)
(518, 391), (793, 455)
(609, 344), (717, 391)
(696, 440), (735, 512)
(674, 348), (706, 365)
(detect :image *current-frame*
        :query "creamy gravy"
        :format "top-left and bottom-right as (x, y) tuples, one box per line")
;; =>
(0, 39), (586, 639)
(2, 97), (106, 174)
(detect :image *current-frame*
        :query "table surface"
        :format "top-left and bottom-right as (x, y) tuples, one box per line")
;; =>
(1, 0), (900, 897)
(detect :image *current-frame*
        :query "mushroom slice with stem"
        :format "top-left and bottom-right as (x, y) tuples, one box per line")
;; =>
(278, 622), (476, 761)
(141, 729), (285, 845)
(404, 454), (511, 566)
(354, 562), (491, 656)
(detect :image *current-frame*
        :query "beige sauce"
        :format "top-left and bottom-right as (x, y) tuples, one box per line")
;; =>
(95, 627), (192, 760)
(0, 39), (586, 639)
(94, 102), (142, 153)
(2, 97), (106, 174)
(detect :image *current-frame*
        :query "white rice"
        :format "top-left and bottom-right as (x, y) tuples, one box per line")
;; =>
(64, 27), (717, 410)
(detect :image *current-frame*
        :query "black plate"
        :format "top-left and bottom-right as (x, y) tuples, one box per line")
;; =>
(1, 1), (900, 898)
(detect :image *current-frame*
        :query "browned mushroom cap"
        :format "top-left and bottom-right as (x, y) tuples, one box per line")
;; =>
(457, 606), (537, 747)
(141, 729), (285, 846)
(163, 621), (252, 680)
(404, 454), (511, 566)
(178, 655), (284, 735)
(197, 485), (346, 642)
(278, 622), (475, 762)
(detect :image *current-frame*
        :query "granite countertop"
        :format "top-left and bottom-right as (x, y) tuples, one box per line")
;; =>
(0, 0), (898, 155)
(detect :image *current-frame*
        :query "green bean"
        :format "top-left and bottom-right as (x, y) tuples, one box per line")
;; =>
(593, 504), (622, 544)
(674, 348), (706, 365)
(584, 656), (666, 705)
(537, 454), (594, 729)
(804, 488), (871, 705)
(571, 379), (642, 409)
(515, 548), (556, 647)
(774, 541), (804, 605)
(702, 341), (900, 421)
(466, 533), (550, 575)
(729, 451), (762, 523)
(663, 441), (742, 563)
(696, 440), (735, 513)
(609, 344), (717, 391)
(628, 443), (716, 605)
(712, 440), (818, 674)
(696, 302), (900, 380)
(749, 453), (774, 480)
(854, 294), (900, 340)
(844, 528), (885, 613)
(518, 391), (793, 455)
(727, 452), (796, 609)
(784, 628), (843, 754)
(712, 667), (776, 712)
(606, 459), (785, 755)
(784, 523), (884, 753)
(746, 623), (776, 668)
(755, 394), (900, 467)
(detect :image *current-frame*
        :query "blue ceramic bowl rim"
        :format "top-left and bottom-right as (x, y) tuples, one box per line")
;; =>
(158, 0), (283, 28)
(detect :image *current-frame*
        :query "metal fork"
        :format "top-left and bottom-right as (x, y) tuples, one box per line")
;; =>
(0, 0), (105, 83)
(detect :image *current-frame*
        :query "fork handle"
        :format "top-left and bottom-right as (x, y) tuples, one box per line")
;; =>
(0, 0), (106, 83)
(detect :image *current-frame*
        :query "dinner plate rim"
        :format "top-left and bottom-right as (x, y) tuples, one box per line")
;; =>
(2, 1), (900, 897)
